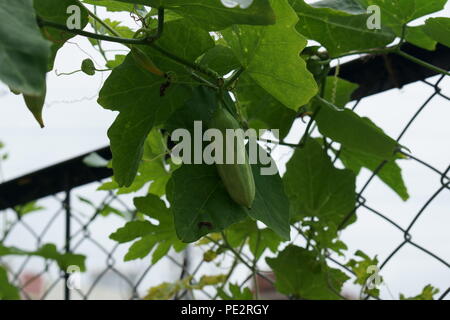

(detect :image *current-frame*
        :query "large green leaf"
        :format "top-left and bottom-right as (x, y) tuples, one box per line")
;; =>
(98, 19), (214, 187)
(356, 0), (446, 50)
(313, 0), (366, 14)
(424, 18), (450, 48)
(235, 74), (297, 139)
(283, 139), (356, 227)
(247, 147), (291, 240)
(82, 0), (136, 12)
(97, 129), (171, 195)
(266, 245), (349, 299)
(34, 0), (89, 70)
(110, 194), (186, 263)
(0, 266), (20, 300)
(289, 0), (395, 57)
(114, 0), (276, 30)
(315, 97), (398, 160)
(339, 147), (409, 201)
(200, 45), (240, 76)
(322, 76), (359, 109)
(222, 0), (318, 111)
(225, 219), (282, 259)
(0, 0), (50, 95)
(167, 164), (248, 243)
(357, 0), (447, 26)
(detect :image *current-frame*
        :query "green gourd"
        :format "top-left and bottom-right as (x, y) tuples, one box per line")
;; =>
(208, 105), (256, 209)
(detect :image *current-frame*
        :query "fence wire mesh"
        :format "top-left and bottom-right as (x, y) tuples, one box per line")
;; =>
(0, 58), (449, 301)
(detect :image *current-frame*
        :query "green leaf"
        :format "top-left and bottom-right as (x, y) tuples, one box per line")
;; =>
(0, 243), (86, 272)
(424, 18), (450, 48)
(144, 277), (192, 300)
(225, 219), (282, 259)
(144, 274), (225, 300)
(357, 0), (447, 26)
(223, 0), (318, 111)
(356, 0), (446, 50)
(98, 19), (214, 186)
(289, 0), (395, 57)
(114, 0), (276, 30)
(235, 74), (297, 139)
(313, 0), (366, 14)
(167, 164), (248, 243)
(339, 147), (409, 200)
(322, 76), (359, 109)
(315, 97), (398, 160)
(14, 201), (45, 217)
(218, 283), (253, 300)
(0, 266), (20, 300)
(110, 194), (186, 263)
(247, 147), (291, 240)
(283, 139), (356, 227)
(346, 250), (381, 297)
(98, 129), (171, 195)
(0, 0), (50, 95)
(106, 54), (126, 69)
(82, 0), (136, 12)
(200, 45), (240, 76)
(81, 59), (96, 76)
(266, 245), (349, 299)
(400, 284), (440, 300)
(91, 18), (135, 38)
(403, 25), (437, 51)
(34, 0), (89, 70)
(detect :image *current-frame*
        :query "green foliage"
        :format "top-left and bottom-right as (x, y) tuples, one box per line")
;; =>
(34, 0), (89, 70)
(1, 0), (448, 300)
(289, 0), (395, 57)
(81, 59), (96, 76)
(424, 18), (450, 48)
(0, 243), (86, 271)
(98, 19), (214, 187)
(0, 0), (50, 95)
(346, 250), (382, 297)
(14, 201), (45, 217)
(110, 194), (186, 263)
(144, 274), (226, 300)
(284, 139), (356, 227)
(400, 284), (440, 300)
(218, 283), (253, 300)
(0, 266), (20, 300)
(267, 245), (349, 299)
(114, 0), (276, 31)
(223, 0), (318, 111)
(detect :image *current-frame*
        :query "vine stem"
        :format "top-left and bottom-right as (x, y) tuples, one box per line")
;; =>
(76, 0), (119, 37)
(37, 12), (220, 84)
(396, 50), (450, 77)
(331, 46), (450, 77)
(37, 18), (148, 45)
(224, 67), (245, 89)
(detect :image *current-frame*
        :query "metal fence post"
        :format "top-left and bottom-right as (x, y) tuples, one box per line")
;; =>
(63, 185), (71, 300)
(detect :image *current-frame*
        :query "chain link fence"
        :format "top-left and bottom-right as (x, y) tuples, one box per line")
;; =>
(0, 43), (449, 300)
